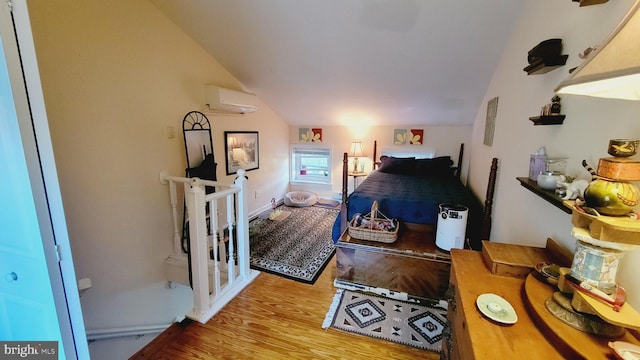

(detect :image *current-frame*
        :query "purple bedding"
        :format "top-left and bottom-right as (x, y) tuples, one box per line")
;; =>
(331, 170), (482, 244)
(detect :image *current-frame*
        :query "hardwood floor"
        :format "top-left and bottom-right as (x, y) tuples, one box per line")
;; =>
(130, 257), (441, 359)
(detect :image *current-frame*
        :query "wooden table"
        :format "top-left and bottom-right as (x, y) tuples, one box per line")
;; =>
(348, 171), (367, 190)
(445, 249), (640, 359)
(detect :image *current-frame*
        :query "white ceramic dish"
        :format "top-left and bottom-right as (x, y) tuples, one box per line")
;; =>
(609, 341), (640, 360)
(476, 293), (518, 324)
(535, 262), (559, 280)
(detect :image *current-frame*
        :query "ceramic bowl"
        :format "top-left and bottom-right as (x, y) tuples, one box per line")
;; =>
(537, 171), (561, 190)
(608, 139), (639, 157)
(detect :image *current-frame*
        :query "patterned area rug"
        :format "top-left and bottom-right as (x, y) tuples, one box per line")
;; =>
(322, 289), (448, 352)
(249, 205), (338, 284)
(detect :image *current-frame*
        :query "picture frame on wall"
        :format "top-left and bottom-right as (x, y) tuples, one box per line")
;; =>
(393, 129), (407, 144)
(298, 127), (322, 142)
(484, 96), (498, 146)
(409, 129), (423, 144)
(224, 131), (259, 175)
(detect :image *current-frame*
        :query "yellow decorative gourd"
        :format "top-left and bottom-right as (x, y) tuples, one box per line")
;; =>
(582, 160), (640, 216)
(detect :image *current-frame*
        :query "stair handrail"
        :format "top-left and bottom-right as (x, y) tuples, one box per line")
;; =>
(159, 169), (257, 323)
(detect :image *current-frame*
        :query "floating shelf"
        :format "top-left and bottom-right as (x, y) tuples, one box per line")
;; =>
(516, 177), (572, 214)
(572, 0), (608, 6)
(529, 115), (566, 125)
(524, 55), (569, 75)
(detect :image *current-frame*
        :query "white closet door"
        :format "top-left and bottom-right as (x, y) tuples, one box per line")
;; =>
(0, 1), (88, 359)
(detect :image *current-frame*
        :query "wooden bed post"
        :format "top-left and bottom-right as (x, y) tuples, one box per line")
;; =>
(480, 157), (498, 243)
(341, 152), (348, 204)
(456, 143), (464, 179)
(339, 152), (349, 235)
(372, 140), (378, 169)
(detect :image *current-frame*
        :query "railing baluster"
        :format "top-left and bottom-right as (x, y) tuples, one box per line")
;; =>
(168, 180), (181, 256)
(226, 194), (236, 283)
(209, 197), (221, 295)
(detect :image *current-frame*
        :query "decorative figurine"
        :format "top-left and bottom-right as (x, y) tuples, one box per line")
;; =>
(556, 176), (589, 201)
(268, 197), (283, 220)
(550, 95), (561, 115)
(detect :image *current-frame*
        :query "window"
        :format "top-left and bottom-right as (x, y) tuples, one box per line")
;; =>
(291, 145), (332, 184)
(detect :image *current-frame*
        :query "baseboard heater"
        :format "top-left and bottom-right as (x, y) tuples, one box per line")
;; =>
(85, 323), (172, 341)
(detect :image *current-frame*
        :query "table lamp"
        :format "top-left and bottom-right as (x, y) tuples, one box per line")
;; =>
(349, 141), (366, 173)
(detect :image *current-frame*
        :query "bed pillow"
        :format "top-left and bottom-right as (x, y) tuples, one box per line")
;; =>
(415, 156), (454, 176)
(378, 156), (416, 174)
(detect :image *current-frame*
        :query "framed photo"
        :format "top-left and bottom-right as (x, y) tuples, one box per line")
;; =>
(224, 131), (259, 175)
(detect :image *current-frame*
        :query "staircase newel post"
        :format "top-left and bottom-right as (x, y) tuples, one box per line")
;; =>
(234, 169), (250, 278)
(186, 178), (210, 321)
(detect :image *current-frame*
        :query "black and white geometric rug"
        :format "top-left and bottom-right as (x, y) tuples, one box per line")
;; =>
(322, 289), (448, 352)
(249, 205), (338, 284)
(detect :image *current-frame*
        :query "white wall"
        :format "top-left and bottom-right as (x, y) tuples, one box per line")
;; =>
(468, 0), (640, 309)
(289, 124), (473, 197)
(26, 0), (289, 358)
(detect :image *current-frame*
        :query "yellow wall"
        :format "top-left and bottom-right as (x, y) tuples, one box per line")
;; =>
(27, 0), (289, 349)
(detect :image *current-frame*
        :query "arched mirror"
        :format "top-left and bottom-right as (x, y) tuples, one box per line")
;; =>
(183, 111), (216, 188)
(181, 111), (217, 257)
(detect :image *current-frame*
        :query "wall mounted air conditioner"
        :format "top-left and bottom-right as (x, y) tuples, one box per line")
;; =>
(205, 85), (257, 114)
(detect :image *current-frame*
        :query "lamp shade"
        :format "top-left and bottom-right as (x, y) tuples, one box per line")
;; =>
(349, 142), (366, 158)
(555, 0), (640, 100)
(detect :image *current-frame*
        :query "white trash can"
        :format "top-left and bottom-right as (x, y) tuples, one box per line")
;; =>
(435, 203), (468, 252)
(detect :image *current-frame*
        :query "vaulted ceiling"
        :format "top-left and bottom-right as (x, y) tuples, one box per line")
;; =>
(151, 0), (524, 126)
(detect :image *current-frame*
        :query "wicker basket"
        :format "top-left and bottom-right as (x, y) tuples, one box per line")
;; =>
(348, 201), (399, 243)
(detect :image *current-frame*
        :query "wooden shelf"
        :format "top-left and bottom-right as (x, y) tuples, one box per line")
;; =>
(572, 209), (640, 245)
(529, 115), (566, 125)
(524, 55), (569, 75)
(516, 177), (572, 214)
(573, 0), (608, 6)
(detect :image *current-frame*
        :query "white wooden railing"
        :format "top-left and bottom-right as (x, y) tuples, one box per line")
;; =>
(159, 169), (259, 324)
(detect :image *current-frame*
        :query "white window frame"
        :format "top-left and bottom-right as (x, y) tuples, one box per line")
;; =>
(290, 144), (332, 185)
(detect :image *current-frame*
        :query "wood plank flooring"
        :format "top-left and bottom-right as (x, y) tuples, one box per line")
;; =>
(130, 257), (441, 359)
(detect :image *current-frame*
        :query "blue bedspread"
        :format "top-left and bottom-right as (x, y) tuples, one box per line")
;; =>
(332, 171), (482, 244)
